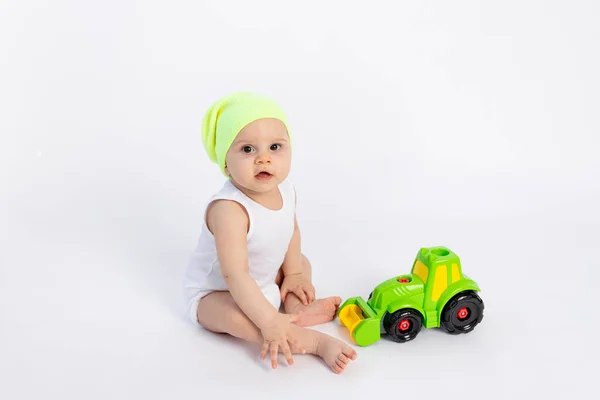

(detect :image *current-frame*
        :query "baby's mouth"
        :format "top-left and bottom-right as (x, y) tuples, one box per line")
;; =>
(255, 171), (273, 180)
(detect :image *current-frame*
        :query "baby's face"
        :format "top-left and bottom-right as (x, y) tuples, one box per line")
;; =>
(225, 117), (291, 194)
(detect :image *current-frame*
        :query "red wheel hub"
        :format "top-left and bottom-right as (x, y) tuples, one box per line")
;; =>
(398, 319), (410, 331)
(457, 307), (469, 320)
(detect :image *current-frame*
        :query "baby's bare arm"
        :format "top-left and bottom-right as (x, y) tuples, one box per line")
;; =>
(280, 214), (315, 305)
(207, 199), (278, 329)
(282, 190), (303, 275)
(282, 214), (303, 275)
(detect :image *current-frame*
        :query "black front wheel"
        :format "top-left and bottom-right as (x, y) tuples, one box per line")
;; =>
(440, 291), (484, 334)
(383, 309), (423, 343)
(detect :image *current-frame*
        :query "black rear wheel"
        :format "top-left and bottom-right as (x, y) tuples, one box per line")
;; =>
(440, 291), (484, 334)
(383, 309), (423, 342)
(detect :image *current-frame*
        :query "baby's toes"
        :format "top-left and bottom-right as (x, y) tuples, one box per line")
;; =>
(332, 362), (344, 374)
(342, 345), (357, 360)
(325, 297), (340, 310)
(338, 353), (349, 364)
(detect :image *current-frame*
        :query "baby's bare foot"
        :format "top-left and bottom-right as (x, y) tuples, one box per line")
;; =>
(315, 334), (357, 374)
(289, 296), (342, 327)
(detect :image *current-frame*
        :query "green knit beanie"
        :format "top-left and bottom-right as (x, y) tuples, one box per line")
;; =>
(201, 92), (291, 176)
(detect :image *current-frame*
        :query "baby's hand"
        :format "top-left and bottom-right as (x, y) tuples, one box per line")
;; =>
(259, 312), (304, 368)
(280, 272), (315, 305)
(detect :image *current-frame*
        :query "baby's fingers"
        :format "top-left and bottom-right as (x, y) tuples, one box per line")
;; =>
(305, 286), (315, 303)
(294, 287), (309, 305)
(270, 342), (279, 369)
(281, 340), (294, 366)
(260, 341), (269, 360)
(280, 288), (289, 302)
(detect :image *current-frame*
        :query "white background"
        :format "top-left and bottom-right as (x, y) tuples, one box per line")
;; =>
(1, 1), (599, 399)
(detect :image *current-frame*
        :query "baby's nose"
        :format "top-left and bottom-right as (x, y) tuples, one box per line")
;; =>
(256, 152), (271, 164)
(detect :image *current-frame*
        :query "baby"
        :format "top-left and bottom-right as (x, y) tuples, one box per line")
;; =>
(183, 92), (357, 373)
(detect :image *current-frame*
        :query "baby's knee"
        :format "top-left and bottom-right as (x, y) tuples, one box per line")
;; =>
(195, 302), (211, 330)
(302, 254), (312, 272)
(195, 294), (222, 332)
(195, 291), (255, 333)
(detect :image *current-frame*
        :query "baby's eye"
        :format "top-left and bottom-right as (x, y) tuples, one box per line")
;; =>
(270, 144), (281, 151)
(242, 146), (255, 153)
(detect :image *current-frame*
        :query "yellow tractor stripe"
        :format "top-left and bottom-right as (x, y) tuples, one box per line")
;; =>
(432, 265), (448, 301)
(452, 263), (460, 283)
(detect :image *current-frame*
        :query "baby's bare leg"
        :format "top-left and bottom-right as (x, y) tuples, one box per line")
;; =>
(277, 255), (342, 327)
(196, 291), (357, 373)
(196, 291), (263, 345)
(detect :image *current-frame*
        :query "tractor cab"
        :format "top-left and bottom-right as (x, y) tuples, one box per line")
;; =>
(368, 247), (461, 313)
(410, 247), (468, 327)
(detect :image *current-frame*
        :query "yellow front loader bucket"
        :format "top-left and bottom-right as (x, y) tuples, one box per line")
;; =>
(337, 297), (381, 346)
(339, 304), (365, 335)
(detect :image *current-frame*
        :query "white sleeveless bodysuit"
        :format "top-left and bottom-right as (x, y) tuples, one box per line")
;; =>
(183, 178), (296, 325)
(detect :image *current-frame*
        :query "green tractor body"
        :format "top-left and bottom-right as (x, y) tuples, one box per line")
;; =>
(338, 246), (484, 346)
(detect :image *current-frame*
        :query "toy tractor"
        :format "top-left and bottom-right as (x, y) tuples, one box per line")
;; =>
(338, 246), (484, 346)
